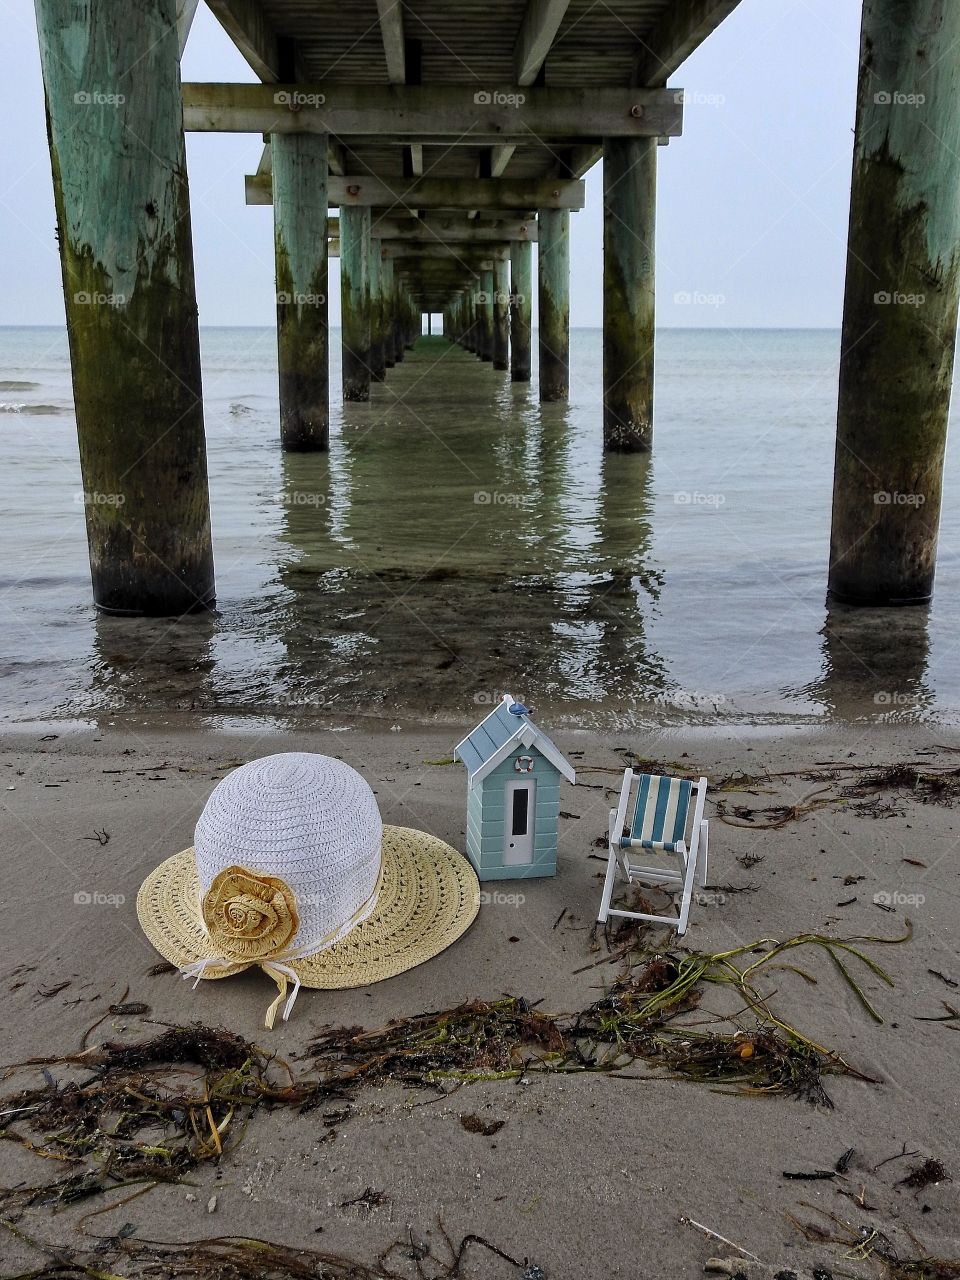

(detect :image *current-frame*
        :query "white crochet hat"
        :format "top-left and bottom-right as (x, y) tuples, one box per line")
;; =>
(136, 753), (479, 1027)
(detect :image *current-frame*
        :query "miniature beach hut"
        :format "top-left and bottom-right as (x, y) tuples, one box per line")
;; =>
(454, 695), (576, 880)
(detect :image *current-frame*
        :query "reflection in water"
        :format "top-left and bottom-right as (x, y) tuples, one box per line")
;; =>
(89, 610), (218, 715)
(270, 343), (666, 718)
(805, 600), (934, 720)
(12, 329), (958, 728)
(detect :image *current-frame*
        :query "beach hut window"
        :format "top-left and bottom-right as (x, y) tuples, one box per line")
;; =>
(511, 785), (530, 835)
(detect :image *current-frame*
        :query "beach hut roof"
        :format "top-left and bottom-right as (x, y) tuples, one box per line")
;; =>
(454, 695), (576, 786)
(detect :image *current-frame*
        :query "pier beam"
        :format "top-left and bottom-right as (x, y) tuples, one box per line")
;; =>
(340, 206), (371, 400)
(35, 0), (214, 615)
(493, 258), (510, 371)
(538, 209), (569, 401)
(603, 136), (655, 450)
(829, 0), (960, 605)
(272, 133), (330, 450)
(510, 240), (533, 381)
(479, 268), (494, 362)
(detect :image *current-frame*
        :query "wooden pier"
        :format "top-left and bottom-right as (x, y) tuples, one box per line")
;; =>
(33, 0), (960, 613)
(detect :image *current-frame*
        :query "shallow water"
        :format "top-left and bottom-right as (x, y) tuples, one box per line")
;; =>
(2, 325), (959, 729)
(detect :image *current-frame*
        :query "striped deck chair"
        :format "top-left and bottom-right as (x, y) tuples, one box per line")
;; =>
(597, 769), (709, 936)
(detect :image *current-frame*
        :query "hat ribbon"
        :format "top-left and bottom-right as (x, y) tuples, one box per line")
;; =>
(180, 861), (385, 1027)
(180, 951), (306, 1029)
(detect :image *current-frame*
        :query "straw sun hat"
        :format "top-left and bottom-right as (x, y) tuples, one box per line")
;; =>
(137, 753), (480, 1028)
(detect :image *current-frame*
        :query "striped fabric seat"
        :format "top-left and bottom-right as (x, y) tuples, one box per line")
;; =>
(620, 773), (692, 853)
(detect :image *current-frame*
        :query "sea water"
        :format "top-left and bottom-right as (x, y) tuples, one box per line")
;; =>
(2, 325), (959, 729)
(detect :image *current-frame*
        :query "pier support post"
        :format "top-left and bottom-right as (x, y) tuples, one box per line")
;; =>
(369, 240), (386, 382)
(340, 206), (371, 400)
(480, 268), (494, 361)
(272, 133), (329, 450)
(381, 258), (400, 364)
(538, 209), (569, 401)
(35, 0), (214, 615)
(493, 258), (510, 370)
(603, 137), (655, 450)
(828, 0), (960, 605)
(510, 240), (533, 381)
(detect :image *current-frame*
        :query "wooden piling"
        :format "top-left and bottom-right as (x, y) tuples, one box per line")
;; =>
(493, 258), (510, 370)
(603, 136), (655, 450)
(829, 0), (960, 605)
(381, 257), (399, 364)
(538, 209), (569, 400)
(369, 239), (386, 382)
(35, 0), (214, 615)
(272, 133), (330, 450)
(510, 240), (533, 381)
(340, 205), (371, 400)
(479, 268), (494, 361)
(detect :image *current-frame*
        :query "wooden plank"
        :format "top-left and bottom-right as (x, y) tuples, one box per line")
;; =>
(381, 242), (510, 261)
(246, 172), (585, 209)
(176, 0), (200, 56)
(183, 82), (683, 138)
(514, 0), (571, 83)
(371, 217), (538, 241)
(490, 144), (514, 177)
(376, 0), (406, 83)
(633, 0), (742, 87)
(204, 0), (287, 81)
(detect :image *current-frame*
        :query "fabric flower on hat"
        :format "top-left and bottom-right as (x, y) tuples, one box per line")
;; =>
(201, 866), (299, 962)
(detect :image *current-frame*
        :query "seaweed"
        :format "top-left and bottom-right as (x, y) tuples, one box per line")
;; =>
(0, 929), (908, 1210)
(0, 1216), (543, 1280)
(790, 1205), (960, 1279)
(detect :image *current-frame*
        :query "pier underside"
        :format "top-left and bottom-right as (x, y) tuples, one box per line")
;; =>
(32, 0), (960, 612)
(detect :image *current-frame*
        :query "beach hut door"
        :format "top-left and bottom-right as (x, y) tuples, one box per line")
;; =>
(504, 778), (535, 865)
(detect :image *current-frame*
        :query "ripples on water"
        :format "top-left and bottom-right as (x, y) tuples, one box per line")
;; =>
(2, 325), (959, 729)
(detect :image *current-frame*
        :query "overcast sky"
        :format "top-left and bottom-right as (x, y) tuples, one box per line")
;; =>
(0, 0), (861, 328)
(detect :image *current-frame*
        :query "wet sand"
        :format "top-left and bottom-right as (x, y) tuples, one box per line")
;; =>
(1, 720), (958, 1276)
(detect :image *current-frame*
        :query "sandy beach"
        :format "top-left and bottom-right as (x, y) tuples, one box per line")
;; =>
(1, 718), (958, 1277)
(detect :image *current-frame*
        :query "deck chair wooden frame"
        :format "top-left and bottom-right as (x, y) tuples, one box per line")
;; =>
(596, 768), (709, 936)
